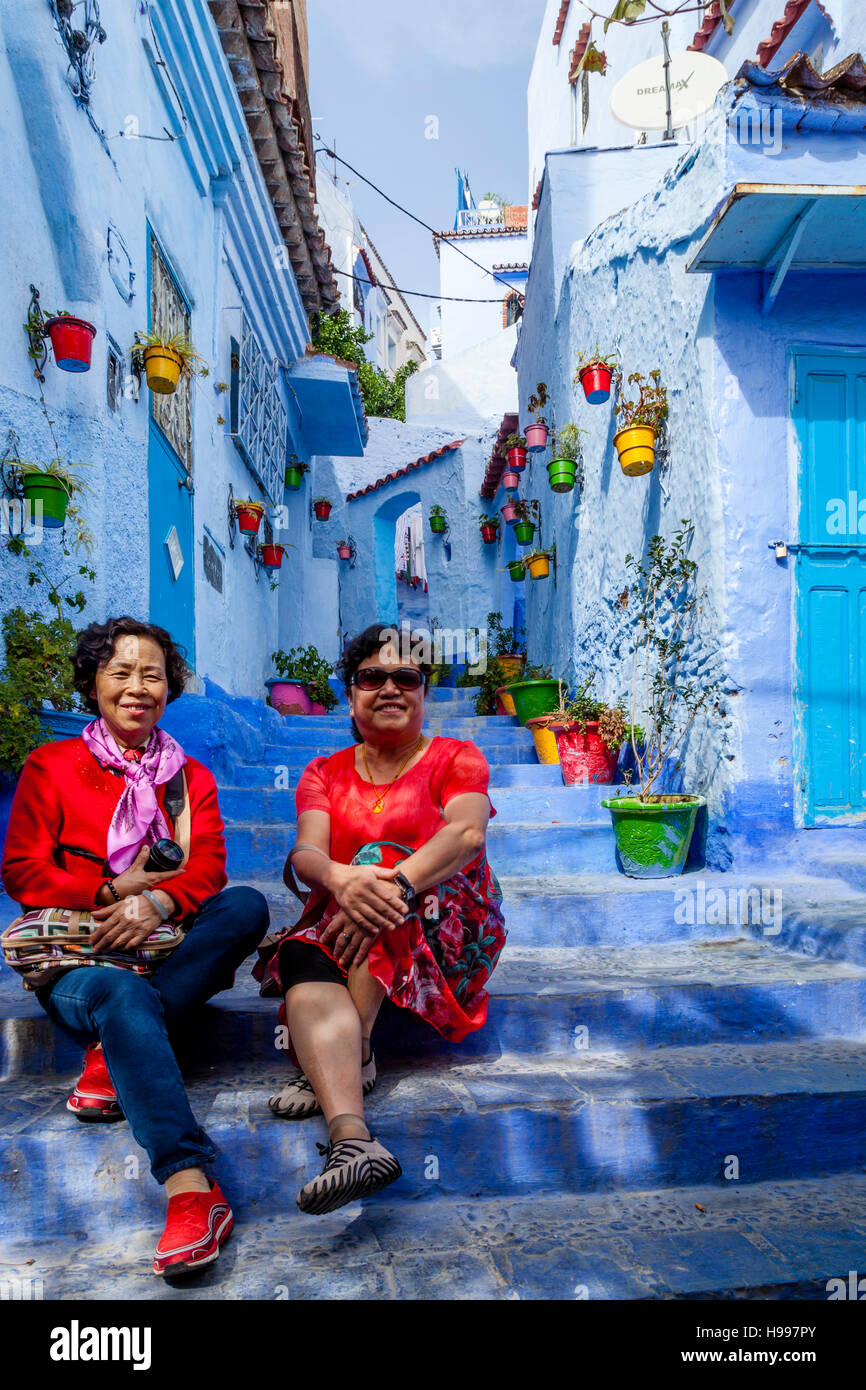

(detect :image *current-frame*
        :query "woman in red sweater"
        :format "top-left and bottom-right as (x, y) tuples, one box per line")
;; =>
(1, 617), (268, 1277)
(255, 623), (506, 1214)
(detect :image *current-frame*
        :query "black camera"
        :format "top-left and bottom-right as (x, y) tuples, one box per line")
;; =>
(144, 838), (184, 873)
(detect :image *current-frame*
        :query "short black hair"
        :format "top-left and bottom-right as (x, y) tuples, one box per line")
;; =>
(336, 624), (433, 692)
(73, 617), (190, 715)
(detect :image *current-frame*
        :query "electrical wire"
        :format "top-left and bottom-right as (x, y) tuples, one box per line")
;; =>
(314, 141), (526, 299)
(331, 267), (515, 304)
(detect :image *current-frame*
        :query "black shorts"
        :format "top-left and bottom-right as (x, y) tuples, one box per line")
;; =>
(277, 937), (348, 990)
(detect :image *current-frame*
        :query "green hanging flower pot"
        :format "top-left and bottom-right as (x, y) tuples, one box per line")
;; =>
(507, 559), (526, 583)
(547, 458), (577, 494)
(20, 473), (70, 529)
(514, 520), (535, 546)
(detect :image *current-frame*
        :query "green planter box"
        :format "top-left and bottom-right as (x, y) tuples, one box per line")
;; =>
(601, 796), (705, 878)
(506, 679), (562, 727)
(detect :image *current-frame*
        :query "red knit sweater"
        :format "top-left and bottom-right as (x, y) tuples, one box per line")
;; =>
(1, 738), (228, 918)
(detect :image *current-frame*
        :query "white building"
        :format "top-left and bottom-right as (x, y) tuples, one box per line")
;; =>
(434, 180), (529, 361)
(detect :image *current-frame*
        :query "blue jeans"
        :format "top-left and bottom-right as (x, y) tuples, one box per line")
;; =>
(40, 886), (269, 1184)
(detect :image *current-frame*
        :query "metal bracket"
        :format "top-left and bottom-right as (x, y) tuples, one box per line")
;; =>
(25, 285), (48, 383)
(761, 199), (819, 317)
(227, 482), (237, 550)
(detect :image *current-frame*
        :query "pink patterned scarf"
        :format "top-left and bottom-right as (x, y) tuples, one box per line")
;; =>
(81, 718), (187, 874)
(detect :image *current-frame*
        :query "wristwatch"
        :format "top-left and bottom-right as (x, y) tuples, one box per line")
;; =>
(393, 872), (417, 905)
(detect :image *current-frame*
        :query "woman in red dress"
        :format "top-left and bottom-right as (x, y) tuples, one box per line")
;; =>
(254, 624), (505, 1214)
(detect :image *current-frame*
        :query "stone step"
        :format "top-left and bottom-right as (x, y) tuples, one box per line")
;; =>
(3, 1040), (866, 1238)
(262, 742), (542, 767)
(272, 714), (519, 735)
(224, 762), (566, 791)
(2, 1173), (864, 1299)
(216, 784), (625, 825)
(4, 940), (865, 1078)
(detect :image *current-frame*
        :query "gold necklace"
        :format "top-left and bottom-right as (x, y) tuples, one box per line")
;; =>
(361, 735), (425, 813)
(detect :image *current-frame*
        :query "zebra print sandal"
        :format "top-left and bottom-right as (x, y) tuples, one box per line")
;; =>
(296, 1135), (402, 1215)
(268, 1053), (377, 1121)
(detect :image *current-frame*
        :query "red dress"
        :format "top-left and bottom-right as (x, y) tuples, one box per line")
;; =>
(255, 737), (506, 1042)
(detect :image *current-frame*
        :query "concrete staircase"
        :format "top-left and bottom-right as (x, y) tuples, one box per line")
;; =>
(1, 686), (866, 1300)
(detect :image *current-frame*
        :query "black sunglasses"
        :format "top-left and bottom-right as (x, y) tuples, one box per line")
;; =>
(350, 666), (425, 692)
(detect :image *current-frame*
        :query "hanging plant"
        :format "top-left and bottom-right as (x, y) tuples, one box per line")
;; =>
(479, 512), (500, 544)
(522, 547), (553, 580)
(285, 455), (310, 490)
(511, 498), (539, 548)
(429, 504), (448, 534)
(15, 458), (92, 550)
(506, 558), (526, 583)
(259, 542), (286, 571)
(313, 496), (332, 520)
(233, 499), (265, 536)
(43, 312), (97, 373)
(336, 538), (354, 560)
(132, 331), (209, 395)
(525, 384), (549, 452)
(612, 370), (668, 476)
(504, 432), (527, 471)
(548, 424), (586, 494)
(575, 347), (619, 404)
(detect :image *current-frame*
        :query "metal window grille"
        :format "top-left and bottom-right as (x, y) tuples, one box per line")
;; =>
(149, 233), (193, 472)
(230, 314), (287, 505)
(106, 336), (124, 413)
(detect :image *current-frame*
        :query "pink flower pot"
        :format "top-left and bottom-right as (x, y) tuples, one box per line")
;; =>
(266, 679), (313, 715)
(526, 423), (549, 452)
(310, 701), (327, 716)
(551, 721), (619, 785)
(501, 501), (518, 525)
(502, 470), (520, 490)
(337, 544), (352, 560)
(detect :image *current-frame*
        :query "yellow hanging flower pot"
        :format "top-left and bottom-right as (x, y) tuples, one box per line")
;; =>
(143, 346), (184, 395)
(613, 424), (656, 477)
(526, 552), (551, 579)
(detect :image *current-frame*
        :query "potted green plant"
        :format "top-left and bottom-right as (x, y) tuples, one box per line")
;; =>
(548, 424), (585, 494)
(523, 547), (553, 580)
(471, 657), (509, 717)
(267, 645), (338, 716)
(505, 663), (560, 727)
(232, 499), (265, 536)
(505, 432), (527, 472)
(547, 677), (635, 786)
(511, 498), (539, 547)
(602, 522), (714, 878)
(285, 456), (310, 490)
(16, 458), (90, 540)
(575, 347), (619, 404)
(429, 504), (448, 534)
(479, 512), (500, 544)
(313, 497), (332, 520)
(486, 611), (526, 681)
(613, 370), (668, 476)
(525, 383), (550, 451)
(259, 543), (286, 571)
(132, 331), (208, 395)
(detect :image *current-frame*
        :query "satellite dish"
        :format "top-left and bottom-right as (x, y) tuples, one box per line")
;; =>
(609, 52), (727, 132)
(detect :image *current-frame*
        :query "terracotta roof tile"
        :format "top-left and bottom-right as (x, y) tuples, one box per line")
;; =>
(756, 0), (818, 68)
(504, 204), (528, 230)
(553, 1), (571, 45)
(346, 440), (465, 502)
(480, 413), (520, 500)
(738, 48), (866, 99)
(568, 23), (592, 82)
(532, 176), (543, 211)
(492, 263), (529, 272)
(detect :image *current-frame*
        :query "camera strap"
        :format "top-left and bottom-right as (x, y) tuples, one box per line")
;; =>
(164, 769), (191, 865)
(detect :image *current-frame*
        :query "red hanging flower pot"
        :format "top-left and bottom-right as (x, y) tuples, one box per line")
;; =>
(44, 315), (97, 373)
(481, 524), (499, 544)
(337, 543), (352, 560)
(259, 543), (285, 571)
(234, 501), (264, 535)
(578, 363), (613, 404)
(313, 499), (332, 520)
(506, 447), (527, 471)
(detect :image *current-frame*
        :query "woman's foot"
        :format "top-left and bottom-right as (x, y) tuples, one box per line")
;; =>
(67, 1043), (124, 1123)
(269, 1051), (376, 1121)
(296, 1135), (401, 1215)
(153, 1181), (233, 1277)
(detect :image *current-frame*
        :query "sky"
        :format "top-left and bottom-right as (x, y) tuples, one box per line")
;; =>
(307, 0), (548, 342)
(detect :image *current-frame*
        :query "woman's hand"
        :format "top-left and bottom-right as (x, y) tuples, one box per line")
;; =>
(107, 844), (181, 900)
(321, 908), (379, 969)
(89, 893), (167, 953)
(328, 863), (408, 933)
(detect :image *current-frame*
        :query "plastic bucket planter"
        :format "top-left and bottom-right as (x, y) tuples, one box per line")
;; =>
(429, 515), (447, 533)
(507, 560), (525, 583)
(601, 795), (705, 878)
(527, 553), (551, 580)
(507, 679), (562, 727)
(497, 655), (525, 683)
(551, 721), (618, 785)
(234, 502), (264, 535)
(526, 716), (560, 765)
(337, 544), (352, 560)
(143, 346), (183, 395)
(501, 501), (518, 526)
(480, 524), (499, 544)
(525, 423), (549, 452)
(514, 520), (535, 547)
(506, 447), (527, 472)
(495, 686), (517, 716)
(260, 543), (285, 570)
(502, 470), (520, 490)
(548, 458), (576, 494)
(578, 363), (613, 404)
(613, 425), (656, 477)
(44, 316), (96, 373)
(285, 466), (305, 490)
(314, 500), (332, 520)
(20, 474), (69, 529)
(265, 678), (313, 715)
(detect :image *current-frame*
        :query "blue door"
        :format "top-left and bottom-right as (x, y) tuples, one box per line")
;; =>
(147, 231), (196, 668)
(793, 353), (866, 825)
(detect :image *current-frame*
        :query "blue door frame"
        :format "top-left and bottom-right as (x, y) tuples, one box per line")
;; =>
(793, 351), (866, 826)
(146, 229), (196, 669)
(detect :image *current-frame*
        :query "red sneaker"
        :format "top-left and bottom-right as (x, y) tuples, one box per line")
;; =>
(153, 1183), (234, 1277)
(67, 1043), (124, 1123)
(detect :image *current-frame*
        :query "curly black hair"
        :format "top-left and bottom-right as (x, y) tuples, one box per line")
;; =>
(336, 623), (433, 692)
(73, 617), (190, 714)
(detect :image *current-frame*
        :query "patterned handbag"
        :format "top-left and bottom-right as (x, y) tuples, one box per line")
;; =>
(1, 769), (191, 991)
